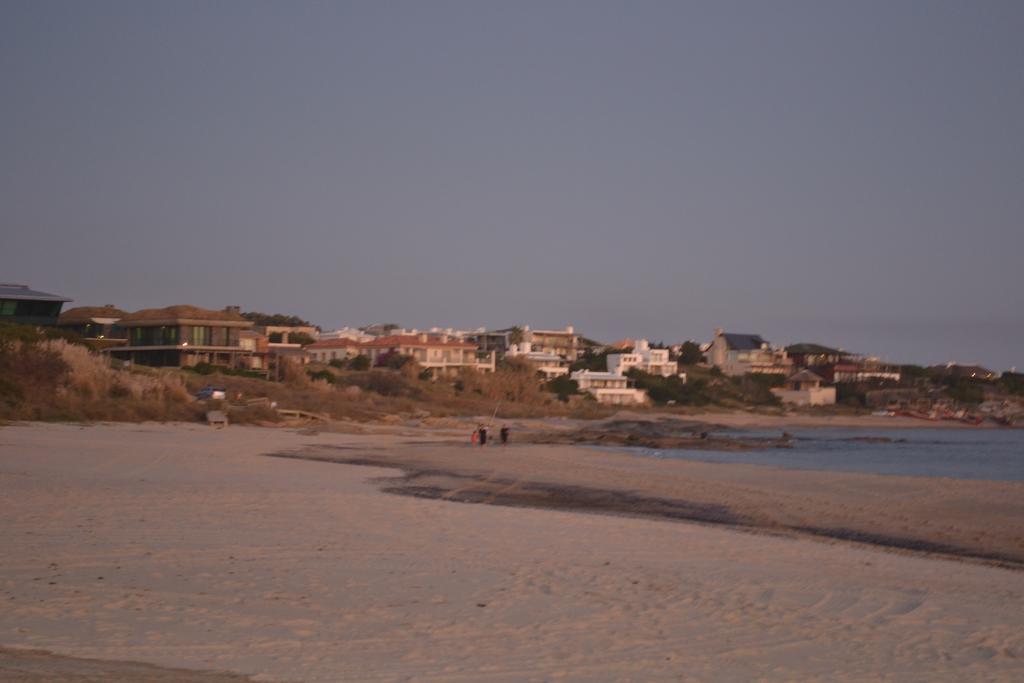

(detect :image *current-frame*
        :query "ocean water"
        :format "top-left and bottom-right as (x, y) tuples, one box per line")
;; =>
(629, 427), (1024, 481)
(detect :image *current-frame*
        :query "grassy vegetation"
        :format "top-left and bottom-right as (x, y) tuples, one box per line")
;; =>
(4, 320), (1015, 424)
(0, 324), (200, 422)
(626, 365), (784, 409)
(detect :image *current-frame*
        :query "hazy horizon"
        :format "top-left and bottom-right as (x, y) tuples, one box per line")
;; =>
(3, 1), (1022, 370)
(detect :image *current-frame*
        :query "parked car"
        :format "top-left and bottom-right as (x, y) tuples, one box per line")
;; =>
(195, 386), (227, 401)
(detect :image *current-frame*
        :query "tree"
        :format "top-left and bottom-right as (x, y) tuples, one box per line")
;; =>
(348, 355), (371, 371)
(288, 332), (316, 346)
(677, 341), (703, 365)
(242, 311), (314, 328)
(377, 351), (411, 370)
(571, 349), (619, 372)
(626, 368), (711, 406)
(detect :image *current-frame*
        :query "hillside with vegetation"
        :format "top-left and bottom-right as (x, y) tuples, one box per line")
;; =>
(3, 321), (1021, 425)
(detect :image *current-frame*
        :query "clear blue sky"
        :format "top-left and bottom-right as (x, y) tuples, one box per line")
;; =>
(3, 1), (1022, 369)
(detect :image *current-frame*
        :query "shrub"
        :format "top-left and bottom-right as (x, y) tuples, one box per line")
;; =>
(627, 370), (711, 406)
(308, 369), (336, 384)
(999, 372), (1024, 396)
(0, 338), (196, 422)
(187, 362), (217, 375)
(376, 351), (412, 370)
(545, 375), (579, 402)
(348, 355), (370, 371)
(945, 378), (985, 405)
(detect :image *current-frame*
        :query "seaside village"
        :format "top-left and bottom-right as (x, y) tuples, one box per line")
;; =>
(3, 282), (1022, 424)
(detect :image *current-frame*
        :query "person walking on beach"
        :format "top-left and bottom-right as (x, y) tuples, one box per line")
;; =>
(471, 428), (478, 447)
(478, 425), (488, 447)
(500, 425), (510, 446)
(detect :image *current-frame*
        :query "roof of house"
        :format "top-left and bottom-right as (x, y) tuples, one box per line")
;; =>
(786, 342), (841, 355)
(606, 339), (635, 351)
(362, 334), (477, 349)
(931, 363), (997, 377)
(58, 305), (127, 324)
(721, 333), (767, 350)
(0, 283), (72, 302)
(118, 305), (252, 326)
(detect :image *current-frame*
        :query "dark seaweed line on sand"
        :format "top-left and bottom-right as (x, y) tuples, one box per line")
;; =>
(263, 450), (1024, 570)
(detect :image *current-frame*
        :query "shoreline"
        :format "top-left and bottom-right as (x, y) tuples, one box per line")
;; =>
(5, 407), (1015, 434)
(0, 646), (254, 682)
(269, 441), (1024, 570)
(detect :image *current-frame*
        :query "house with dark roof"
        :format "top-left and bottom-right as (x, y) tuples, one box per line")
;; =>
(107, 305), (254, 368)
(57, 305), (128, 347)
(786, 342), (845, 369)
(707, 328), (792, 377)
(0, 283), (71, 326)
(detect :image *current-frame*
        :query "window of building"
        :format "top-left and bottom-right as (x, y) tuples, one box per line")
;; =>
(193, 326), (211, 345)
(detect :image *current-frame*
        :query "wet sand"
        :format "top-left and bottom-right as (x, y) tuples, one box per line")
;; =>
(2, 422), (1023, 681)
(0, 646), (254, 682)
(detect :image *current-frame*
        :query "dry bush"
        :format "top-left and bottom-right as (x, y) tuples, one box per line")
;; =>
(0, 338), (199, 422)
(457, 358), (547, 404)
(281, 357), (312, 388)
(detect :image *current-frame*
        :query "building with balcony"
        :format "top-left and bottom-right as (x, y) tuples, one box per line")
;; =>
(505, 342), (571, 379)
(607, 339), (680, 378)
(318, 327), (373, 343)
(306, 338), (365, 364)
(0, 283), (71, 327)
(521, 325), (582, 361)
(361, 334), (496, 378)
(107, 305), (254, 368)
(570, 370), (648, 405)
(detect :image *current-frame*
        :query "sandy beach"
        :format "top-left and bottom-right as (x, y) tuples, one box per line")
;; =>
(2, 421), (1023, 682)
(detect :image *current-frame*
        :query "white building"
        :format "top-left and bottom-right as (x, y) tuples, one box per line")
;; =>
(606, 339), (681, 379)
(506, 342), (570, 379)
(521, 325), (581, 360)
(571, 370), (648, 405)
(318, 327), (372, 343)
